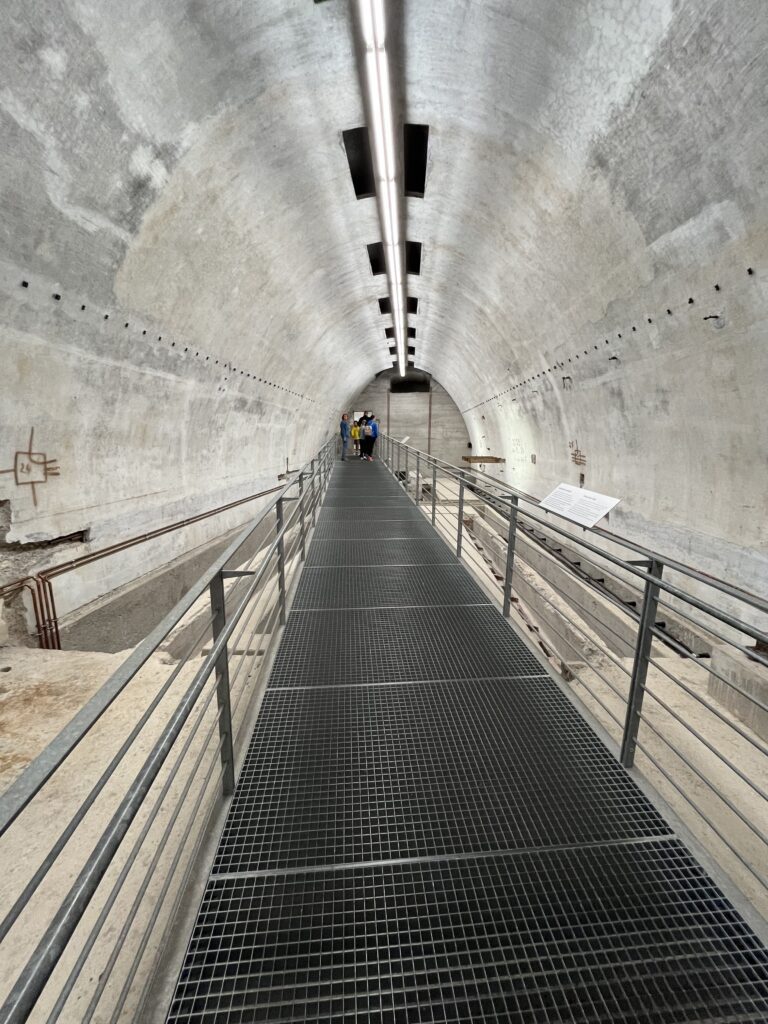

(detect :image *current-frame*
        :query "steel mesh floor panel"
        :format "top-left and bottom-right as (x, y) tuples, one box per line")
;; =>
(317, 506), (424, 522)
(322, 496), (411, 506)
(211, 679), (670, 873)
(305, 537), (457, 567)
(325, 485), (404, 497)
(167, 460), (768, 1023)
(312, 519), (436, 540)
(268, 605), (543, 686)
(293, 564), (491, 610)
(168, 842), (768, 1024)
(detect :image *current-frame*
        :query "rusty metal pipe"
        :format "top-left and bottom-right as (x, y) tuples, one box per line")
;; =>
(2, 485), (283, 650)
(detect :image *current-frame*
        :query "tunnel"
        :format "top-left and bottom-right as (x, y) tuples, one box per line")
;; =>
(1, 1), (767, 1021)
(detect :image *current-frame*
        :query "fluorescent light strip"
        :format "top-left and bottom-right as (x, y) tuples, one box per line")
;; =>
(359, 0), (407, 376)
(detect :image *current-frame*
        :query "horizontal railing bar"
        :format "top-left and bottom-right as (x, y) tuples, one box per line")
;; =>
(651, 597), (768, 672)
(641, 682), (768, 806)
(510, 549), (634, 679)
(0, 443), (331, 838)
(48, 684), (226, 1023)
(509, 534), (647, 655)
(0, 607), (216, 945)
(634, 708), (768, 869)
(0, 443), (334, 1022)
(634, 736), (768, 892)
(646, 655), (768, 755)
(645, 628), (768, 716)
(383, 436), (768, 615)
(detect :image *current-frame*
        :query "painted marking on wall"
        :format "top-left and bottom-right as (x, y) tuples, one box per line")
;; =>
(0, 428), (60, 506)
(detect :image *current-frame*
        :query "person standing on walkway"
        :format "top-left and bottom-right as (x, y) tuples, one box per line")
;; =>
(361, 414), (378, 461)
(351, 419), (361, 456)
(368, 415), (379, 461)
(358, 411), (369, 459)
(339, 413), (350, 460)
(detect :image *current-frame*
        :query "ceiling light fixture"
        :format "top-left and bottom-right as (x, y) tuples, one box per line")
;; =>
(358, 0), (407, 376)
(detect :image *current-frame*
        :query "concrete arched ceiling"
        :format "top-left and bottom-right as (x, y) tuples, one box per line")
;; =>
(1, 0), (767, 594)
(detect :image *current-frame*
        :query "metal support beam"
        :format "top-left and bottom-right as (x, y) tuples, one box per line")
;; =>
(298, 473), (306, 562)
(620, 559), (664, 768)
(431, 464), (437, 525)
(275, 497), (287, 626)
(502, 496), (519, 618)
(208, 573), (236, 797)
(456, 473), (465, 557)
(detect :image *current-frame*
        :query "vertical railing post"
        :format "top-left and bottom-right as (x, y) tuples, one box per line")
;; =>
(275, 497), (287, 627)
(404, 448), (409, 494)
(456, 473), (466, 557)
(620, 559), (664, 768)
(310, 458), (317, 526)
(209, 572), (235, 797)
(415, 452), (421, 504)
(431, 464), (437, 525)
(397, 443), (401, 481)
(502, 496), (519, 617)
(298, 473), (306, 562)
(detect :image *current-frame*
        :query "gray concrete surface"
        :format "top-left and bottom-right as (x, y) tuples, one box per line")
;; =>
(1, 0), (767, 637)
(352, 370), (470, 466)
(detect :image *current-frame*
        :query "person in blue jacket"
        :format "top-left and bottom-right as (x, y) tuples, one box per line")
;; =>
(339, 412), (350, 460)
(362, 414), (379, 461)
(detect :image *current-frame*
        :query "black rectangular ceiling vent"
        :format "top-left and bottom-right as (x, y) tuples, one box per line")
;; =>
(407, 326), (416, 338)
(404, 124), (429, 197)
(385, 327), (394, 339)
(342, 127), (375, 199)
(406, 241), (422, 275)
(367, 242), (386, 275)
(381, 296), (418, 315)
(389, 345), (416, 356)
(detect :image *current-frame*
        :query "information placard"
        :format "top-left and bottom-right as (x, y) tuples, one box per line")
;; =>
(538, 483), (620, 528)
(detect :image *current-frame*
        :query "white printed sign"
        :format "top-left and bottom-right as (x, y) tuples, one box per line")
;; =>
(539, 483), (620, 528)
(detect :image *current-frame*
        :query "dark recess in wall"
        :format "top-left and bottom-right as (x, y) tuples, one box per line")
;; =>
(407, 297), (418, 314)
(342, 127), (375, 198)
(403, 124), (429, 197)
(391, 369), (430, 392)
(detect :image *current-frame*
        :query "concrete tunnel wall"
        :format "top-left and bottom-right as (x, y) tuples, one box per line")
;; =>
(1, 0), (767, 643)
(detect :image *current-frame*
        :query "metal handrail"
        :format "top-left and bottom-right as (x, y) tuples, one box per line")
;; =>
(385, 435), (768, 616)
(0, 438), (334, 1023)
(0, 483), (286, 650)
(381, 433), (768, 922)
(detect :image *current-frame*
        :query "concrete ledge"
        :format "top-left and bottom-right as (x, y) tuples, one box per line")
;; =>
(708, 645), (768, 741)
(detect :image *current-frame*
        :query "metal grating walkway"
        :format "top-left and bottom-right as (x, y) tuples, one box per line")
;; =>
(168, 459), (768, 1023)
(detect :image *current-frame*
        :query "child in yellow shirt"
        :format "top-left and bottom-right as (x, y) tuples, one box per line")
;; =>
(350, 420), (361, 456)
